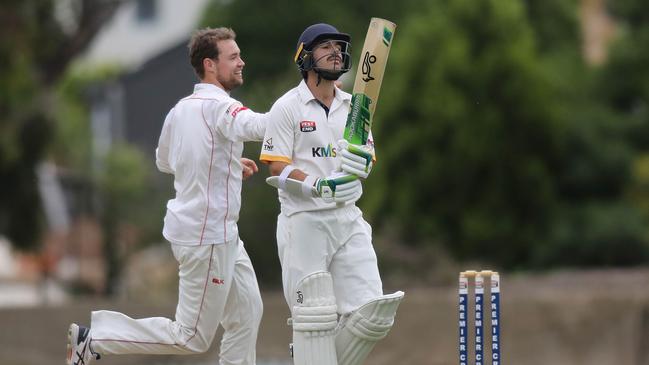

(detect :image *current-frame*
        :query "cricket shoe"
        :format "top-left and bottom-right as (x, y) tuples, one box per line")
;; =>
(67, 323), (100, 365)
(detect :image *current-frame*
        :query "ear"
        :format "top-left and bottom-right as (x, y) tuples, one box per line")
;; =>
(203, 58), (217, 76)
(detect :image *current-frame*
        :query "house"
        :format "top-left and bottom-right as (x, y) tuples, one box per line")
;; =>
(88, 41), (198, 160)
(80, 0), (211, 70)
(80, 0), (210, 160)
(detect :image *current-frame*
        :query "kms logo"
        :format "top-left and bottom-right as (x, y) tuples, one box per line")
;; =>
(312, 143), (337, 158)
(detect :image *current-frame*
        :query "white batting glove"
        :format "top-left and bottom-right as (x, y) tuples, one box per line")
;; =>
(338, 139), (374, 179)
(310, 172), (362, 203)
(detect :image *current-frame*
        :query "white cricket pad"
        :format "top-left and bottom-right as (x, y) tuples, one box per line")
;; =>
(334, 291), (405, 365)
(291, 271), (339, 365)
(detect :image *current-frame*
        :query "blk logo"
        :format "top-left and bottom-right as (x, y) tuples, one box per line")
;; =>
(212, 278), (225, 285)
(296, 290), (303, 304)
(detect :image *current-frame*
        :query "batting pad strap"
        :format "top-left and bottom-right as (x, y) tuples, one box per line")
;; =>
(278, 165), (296, 191)
(302, 175), (317, 197)
(293, 305), (339, 331)
(344, 314), (393, 341)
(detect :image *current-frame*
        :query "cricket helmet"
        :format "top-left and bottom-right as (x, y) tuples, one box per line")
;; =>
(294, 23), (352, 80)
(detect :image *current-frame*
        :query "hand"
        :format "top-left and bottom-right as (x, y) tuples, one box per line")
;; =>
(313, 172), (362, 203)
(241, 158), (258, 180)
(338, 139), (374, 179)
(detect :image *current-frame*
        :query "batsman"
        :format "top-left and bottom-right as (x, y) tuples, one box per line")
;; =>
(260, 21), (404, 365)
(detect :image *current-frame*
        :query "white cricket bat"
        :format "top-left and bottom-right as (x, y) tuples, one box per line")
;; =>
(342, 17), (397, 146)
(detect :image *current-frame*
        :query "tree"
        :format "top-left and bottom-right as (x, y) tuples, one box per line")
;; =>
(363, 0), (566, 268)
(364, 0), (649, 269)
(98, 144), (149, 294)
(577, 0), (649, 265)
(599, 0), (649, 148)
(0, 0), (124, 250)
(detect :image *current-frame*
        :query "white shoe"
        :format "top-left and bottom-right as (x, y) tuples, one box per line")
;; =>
(66, 323), (100, 365)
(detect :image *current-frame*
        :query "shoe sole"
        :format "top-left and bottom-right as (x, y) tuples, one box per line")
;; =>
(66, 323), (78, 365)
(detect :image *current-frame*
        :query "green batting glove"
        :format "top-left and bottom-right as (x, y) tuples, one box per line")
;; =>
(339, 139), (374, 178)
(314, 173), (361, 203)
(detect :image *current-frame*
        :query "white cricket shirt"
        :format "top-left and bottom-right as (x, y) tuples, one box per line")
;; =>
(156, 83), (266, 245)
(260, 80), (372, 216)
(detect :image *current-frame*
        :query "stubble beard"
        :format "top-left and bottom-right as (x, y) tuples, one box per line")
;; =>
(219, 74), (243, 92)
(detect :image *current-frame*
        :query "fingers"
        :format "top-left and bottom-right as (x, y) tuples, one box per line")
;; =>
(339, 139), (372, 157)
(330, 173), (358, 185)
(335, 178), (361, 192)
(346, 144), (373, 160)
(333, 179), (362, 203)
(241, 158), (258, 180)
(337, 188), (361, 203)
(342, 149), (367, 164)
(242, 166), (253, 180)
(342, 164), (368, 179)
(318, 174), (362, 203)
(241, 157), (259, 172)
(338, 140), (373, 179)
(341, 150), (371, 179)
(342, 156), (368, 173)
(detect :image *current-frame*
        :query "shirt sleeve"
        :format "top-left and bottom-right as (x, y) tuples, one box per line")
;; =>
(156, 108), (175, 174)
(215, 100), (267, 142)
(259, 100), (295, 164)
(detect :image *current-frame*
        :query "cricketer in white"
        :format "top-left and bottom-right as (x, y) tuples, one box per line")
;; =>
(260, 23), (404, 365)
(67, 27), (266, 365)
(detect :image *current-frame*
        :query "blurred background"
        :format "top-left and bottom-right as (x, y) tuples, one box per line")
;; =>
(1, 0), (649, 364)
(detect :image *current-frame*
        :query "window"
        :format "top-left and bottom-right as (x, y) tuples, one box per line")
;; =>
(136, 0), (156, 23)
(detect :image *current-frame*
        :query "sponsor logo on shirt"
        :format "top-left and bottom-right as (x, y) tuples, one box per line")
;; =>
(227, 103), (249, 118)
(312, 143), (337, 158)
(300, 120), (316, 132)
(263, 138), (274, 152)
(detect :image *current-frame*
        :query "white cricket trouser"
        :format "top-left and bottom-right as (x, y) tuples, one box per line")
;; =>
(277, 204), (383, 314)
(90, 238), (263, 365)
